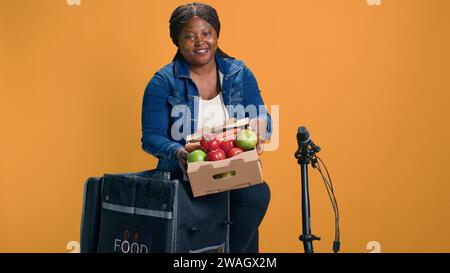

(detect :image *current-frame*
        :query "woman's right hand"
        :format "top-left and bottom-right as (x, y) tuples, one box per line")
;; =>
(176, 147), (189, 174)
(185, 142), (201, 153)
(176, 142), (201, 173)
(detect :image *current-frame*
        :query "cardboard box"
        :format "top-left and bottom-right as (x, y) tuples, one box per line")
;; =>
(186, 118), (264, 197)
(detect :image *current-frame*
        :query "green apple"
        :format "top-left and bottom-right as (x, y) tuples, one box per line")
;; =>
(213, 171), (236, 179)
(221, 171), (236, 178)
(187, 149), (207, 163)
(236, 129), (258, 150)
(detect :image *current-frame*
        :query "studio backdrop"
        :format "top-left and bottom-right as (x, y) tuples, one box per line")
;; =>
(1, 0), (450, 253)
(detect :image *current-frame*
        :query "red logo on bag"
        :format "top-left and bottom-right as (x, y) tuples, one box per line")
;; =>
(113, 230), (150, 253)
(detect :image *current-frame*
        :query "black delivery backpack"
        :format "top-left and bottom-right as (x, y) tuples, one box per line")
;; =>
(80, 170), (231, 253)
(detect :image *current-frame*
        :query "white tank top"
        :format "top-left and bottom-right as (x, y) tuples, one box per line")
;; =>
(197, 92), (229, 132)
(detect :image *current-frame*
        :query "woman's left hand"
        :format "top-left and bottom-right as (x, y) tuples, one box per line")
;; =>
(249, 118), (267, 155)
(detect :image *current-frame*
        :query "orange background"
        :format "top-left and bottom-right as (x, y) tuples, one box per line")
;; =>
(1, 0), (450, 253)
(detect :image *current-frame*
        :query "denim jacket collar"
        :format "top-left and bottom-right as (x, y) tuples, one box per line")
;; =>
(174, 51), (242, 79)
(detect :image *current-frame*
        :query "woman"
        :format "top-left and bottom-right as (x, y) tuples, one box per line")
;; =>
(141, 2), (272, 253)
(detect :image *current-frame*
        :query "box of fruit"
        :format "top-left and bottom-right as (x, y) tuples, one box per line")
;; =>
(185, 118), (263, 197)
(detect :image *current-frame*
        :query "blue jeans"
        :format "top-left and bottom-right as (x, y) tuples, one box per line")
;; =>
(229, 182), (271, 253)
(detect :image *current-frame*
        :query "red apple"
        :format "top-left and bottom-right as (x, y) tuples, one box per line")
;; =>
(207, 148), (226, 161)
(208, 139), (220, 150)
(219, 139), (236, 154)
(200, 133), (220, 152)
(227, 147), (244, 158)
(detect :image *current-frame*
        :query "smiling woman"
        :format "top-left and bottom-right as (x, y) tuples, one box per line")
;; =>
(141, 2), (272, 253)
(169, 3), (232, 64)
(177, 18), (218, 67)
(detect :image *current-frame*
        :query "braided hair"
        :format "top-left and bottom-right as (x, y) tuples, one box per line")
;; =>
(169, 2), (233, 61)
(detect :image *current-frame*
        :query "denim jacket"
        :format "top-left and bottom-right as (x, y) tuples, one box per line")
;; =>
(141, 52), (272, 172)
